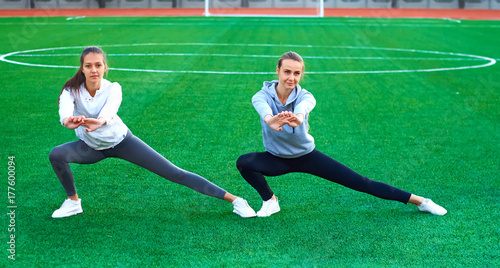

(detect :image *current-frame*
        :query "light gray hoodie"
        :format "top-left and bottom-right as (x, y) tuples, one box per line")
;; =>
(252, 80), (316, 158)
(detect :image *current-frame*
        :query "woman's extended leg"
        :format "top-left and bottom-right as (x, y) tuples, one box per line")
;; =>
(296, 150), (446, 215)
(110, 134), (227, 200)
(297, 150), (412, 203)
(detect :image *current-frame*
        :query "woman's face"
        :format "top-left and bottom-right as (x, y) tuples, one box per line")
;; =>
(276, 59), (303, 91)
(81, 52), (107, 84)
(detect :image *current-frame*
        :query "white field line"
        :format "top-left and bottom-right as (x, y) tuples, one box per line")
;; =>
(0, 43), (496, 75)
(9, 53), (488, 62)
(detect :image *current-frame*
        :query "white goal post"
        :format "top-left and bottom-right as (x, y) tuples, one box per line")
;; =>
(204, 0), (325, 17)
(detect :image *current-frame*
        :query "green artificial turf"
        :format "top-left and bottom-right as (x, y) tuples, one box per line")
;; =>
(1, 16), (499, 267)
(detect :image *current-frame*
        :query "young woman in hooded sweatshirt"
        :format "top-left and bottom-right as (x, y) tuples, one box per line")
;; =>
(236, 51), (447, 217)
(49, 46), (256, 218)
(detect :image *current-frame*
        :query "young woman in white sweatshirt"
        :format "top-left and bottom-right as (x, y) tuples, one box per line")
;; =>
(50, 46), (256, 218)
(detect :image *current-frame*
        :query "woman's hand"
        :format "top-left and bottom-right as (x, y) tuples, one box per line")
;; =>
(265, 114), (288, 131)
(265, 112), (303, 131)
(279, 111), (304, 128)
(63, 116), (86, 130)
(81, 118), (106, 132)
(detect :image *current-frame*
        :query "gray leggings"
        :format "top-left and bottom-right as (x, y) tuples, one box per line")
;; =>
(49, 131), (227, 199)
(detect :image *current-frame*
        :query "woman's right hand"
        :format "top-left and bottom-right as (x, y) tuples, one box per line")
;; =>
(265, 113), (291, 131)
(63, 115), (86, 129)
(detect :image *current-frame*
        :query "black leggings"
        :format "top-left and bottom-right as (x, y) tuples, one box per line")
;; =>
(49, 131), (227, 199)
(236, 150), (411, 203)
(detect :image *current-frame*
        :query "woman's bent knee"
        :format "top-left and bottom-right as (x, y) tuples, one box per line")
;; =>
(236, 154), (252, 171)
(49, 146), (64, 163)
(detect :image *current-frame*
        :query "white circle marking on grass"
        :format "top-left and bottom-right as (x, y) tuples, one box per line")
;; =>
(0, 43), (496, 74)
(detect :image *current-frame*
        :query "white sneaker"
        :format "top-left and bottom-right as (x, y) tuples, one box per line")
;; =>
(232, 198), (256, 218)
(256, 197), (280, 217)
(418, 199), (447, 216)
(52, 198), (83, 218)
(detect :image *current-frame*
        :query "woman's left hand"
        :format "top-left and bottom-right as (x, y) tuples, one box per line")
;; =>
(81, 118), (106, 132)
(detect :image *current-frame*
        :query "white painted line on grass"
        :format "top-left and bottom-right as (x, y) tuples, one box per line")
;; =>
(0, 43), (496, 75)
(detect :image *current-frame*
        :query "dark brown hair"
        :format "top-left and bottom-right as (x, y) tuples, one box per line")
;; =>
(277, 51), (305, 77)
(60, 46), (108, 101)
